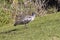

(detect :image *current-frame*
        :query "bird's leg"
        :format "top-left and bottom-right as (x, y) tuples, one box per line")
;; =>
(25, 24), (27, 28)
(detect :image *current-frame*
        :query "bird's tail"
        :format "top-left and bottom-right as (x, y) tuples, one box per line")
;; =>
(14, 23), (17, 26)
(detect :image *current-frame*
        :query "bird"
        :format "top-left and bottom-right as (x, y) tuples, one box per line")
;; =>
(14, 12), (36, 28)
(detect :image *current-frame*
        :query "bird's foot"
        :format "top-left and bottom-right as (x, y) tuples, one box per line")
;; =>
(25, 26), (28, 29)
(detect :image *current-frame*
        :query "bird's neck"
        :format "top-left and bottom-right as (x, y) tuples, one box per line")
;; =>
(31, 14), (35, 21)
(33, 14), (35, 17)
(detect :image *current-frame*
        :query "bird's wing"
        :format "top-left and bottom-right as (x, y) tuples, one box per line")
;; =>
(19, 17), (31, 24)
(22, 16), (32, 21)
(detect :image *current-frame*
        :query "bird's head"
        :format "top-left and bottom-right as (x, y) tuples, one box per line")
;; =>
(32, 12), (36, 16)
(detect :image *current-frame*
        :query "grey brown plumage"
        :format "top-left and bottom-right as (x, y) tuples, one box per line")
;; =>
(14, 12), (36, 26)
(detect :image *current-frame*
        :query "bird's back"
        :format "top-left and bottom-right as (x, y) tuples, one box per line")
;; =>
(14, 12), (36, 26)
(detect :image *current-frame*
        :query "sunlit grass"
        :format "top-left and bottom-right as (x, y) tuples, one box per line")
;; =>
(0, 12), (60, 40)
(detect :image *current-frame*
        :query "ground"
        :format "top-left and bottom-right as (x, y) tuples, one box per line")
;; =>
(0, 12), (60, 40)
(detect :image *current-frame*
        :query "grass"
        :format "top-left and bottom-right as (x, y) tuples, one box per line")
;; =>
(0, 12), (60, 40)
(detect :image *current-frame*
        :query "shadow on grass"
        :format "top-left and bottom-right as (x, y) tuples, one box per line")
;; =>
(0, 29), (18, 34)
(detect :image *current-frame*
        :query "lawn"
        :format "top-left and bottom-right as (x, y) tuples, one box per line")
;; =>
(0, 12), (60, 40)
